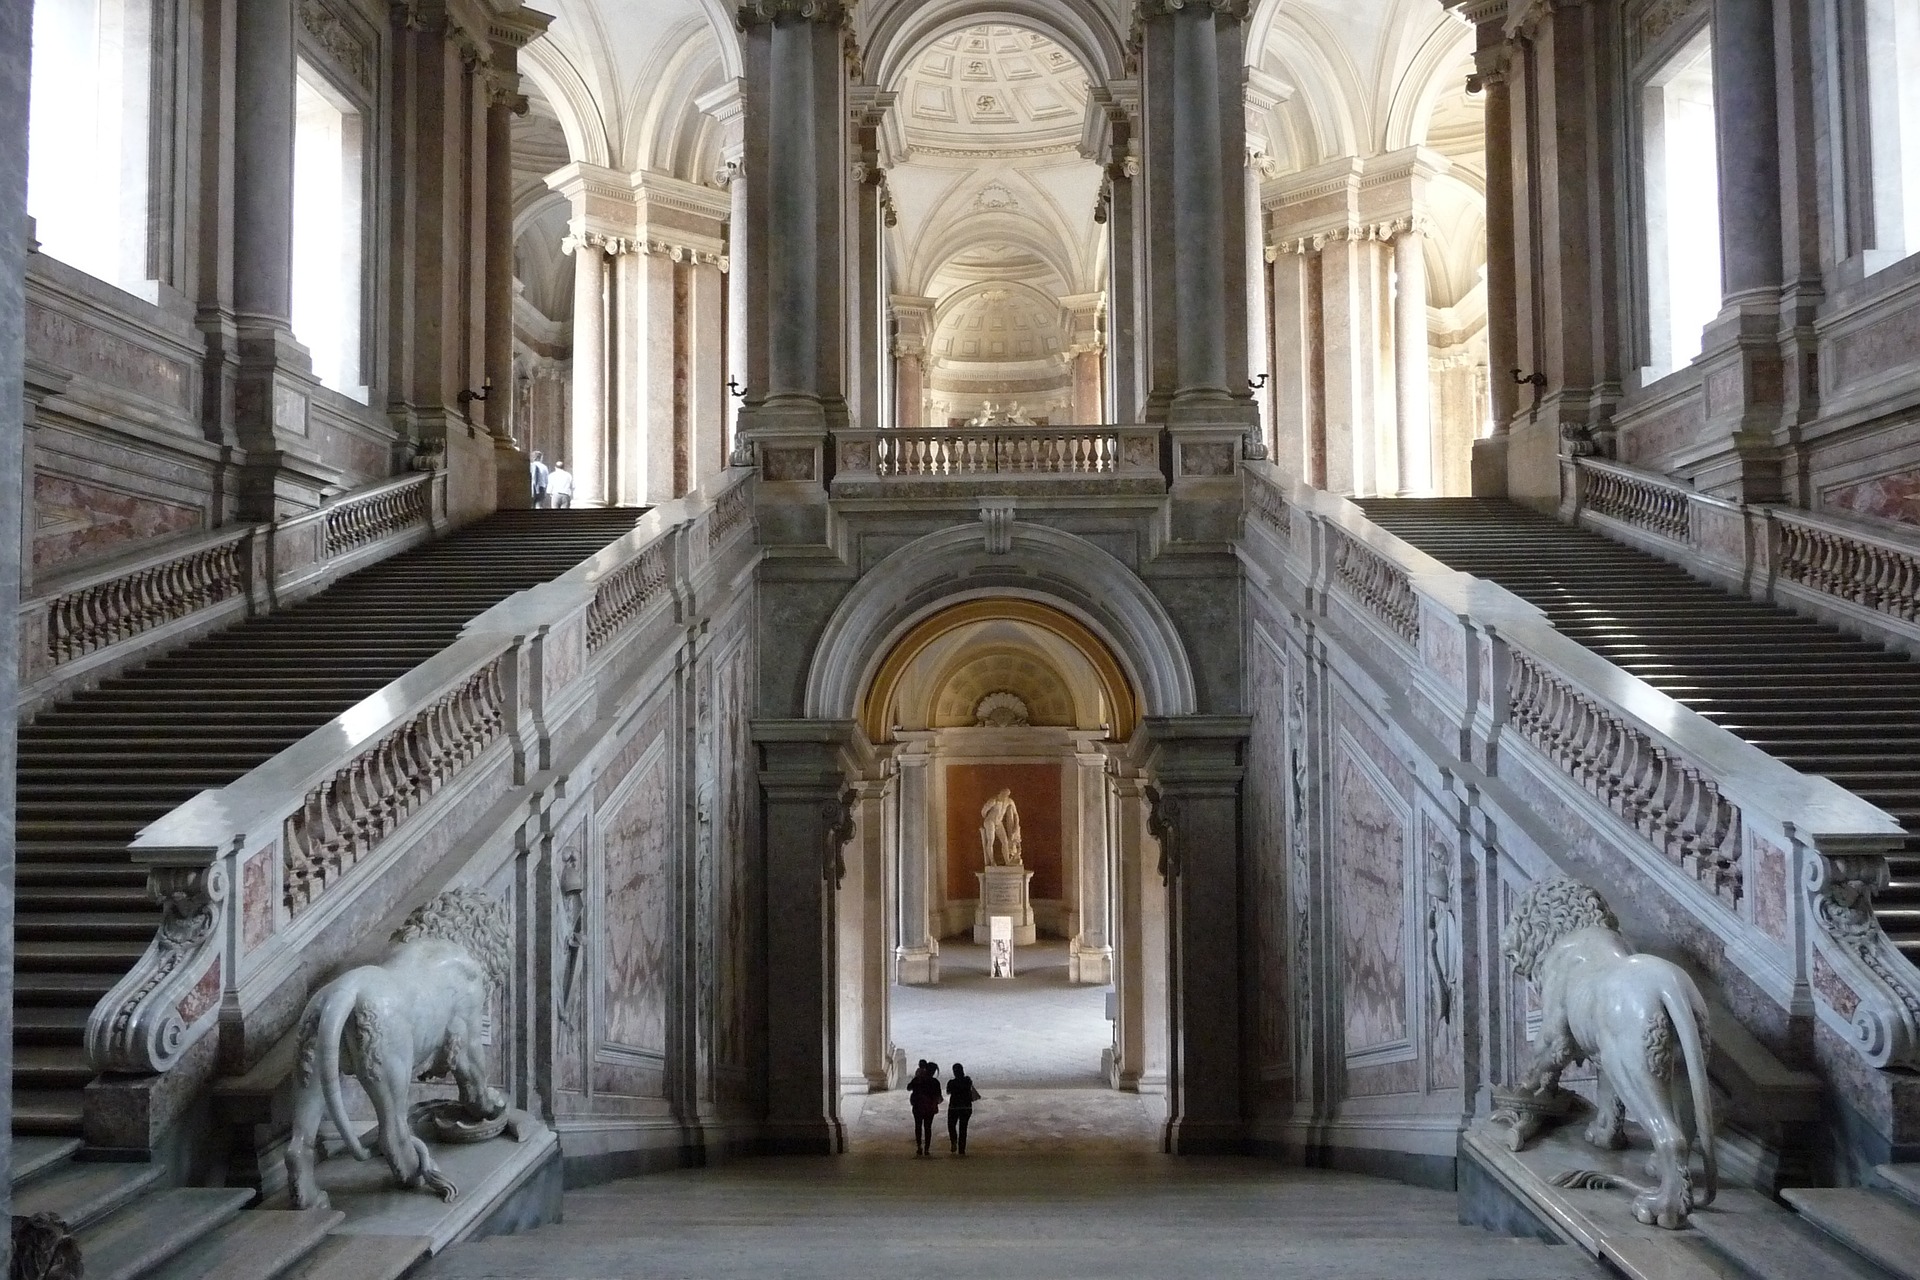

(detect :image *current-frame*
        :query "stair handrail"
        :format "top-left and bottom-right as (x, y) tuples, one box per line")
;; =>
(85, 469), (756, 1101)
(1244, 463), (1920, 1074)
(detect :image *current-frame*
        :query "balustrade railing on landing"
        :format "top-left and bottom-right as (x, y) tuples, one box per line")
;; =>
(18, 471), (448, 716)
(1242, 464), (1920, 1075)
(831, 424), (1165, 486)
(1565, 456), (1920, 653)
(85, 470), (757, 1106)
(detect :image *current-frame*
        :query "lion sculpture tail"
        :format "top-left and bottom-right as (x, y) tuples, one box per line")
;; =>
(309, 984), (372, 1163)
(1663, 983), (1717, 1208)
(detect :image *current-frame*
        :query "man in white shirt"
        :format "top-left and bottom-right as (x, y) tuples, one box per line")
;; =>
(529, 451), (549, 508)
(547, 461), (575, 509)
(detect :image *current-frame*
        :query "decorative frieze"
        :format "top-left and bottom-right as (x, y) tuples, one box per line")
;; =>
(736, 0), (853, 24)
(1135, 0), (1254, 19)
(283, 655), (508, 914)
(299, 0), (372, 91)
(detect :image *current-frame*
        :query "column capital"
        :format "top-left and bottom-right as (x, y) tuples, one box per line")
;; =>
(736, 0), (855, 28)
(1135, 0), (1254, 21)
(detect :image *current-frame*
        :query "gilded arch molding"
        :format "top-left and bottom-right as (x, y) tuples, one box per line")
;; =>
(803, 521), (1197, 733)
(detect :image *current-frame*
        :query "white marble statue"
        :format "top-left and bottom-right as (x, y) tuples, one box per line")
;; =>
(979, 788), (1023, 867)
(1500, 877), (1718, 1229)
(286, 887), (512, 1211)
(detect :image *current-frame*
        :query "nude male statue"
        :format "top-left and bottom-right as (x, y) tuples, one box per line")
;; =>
(979, 788), (1023, 866)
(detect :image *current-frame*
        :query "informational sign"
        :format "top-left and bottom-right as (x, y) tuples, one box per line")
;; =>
(989, 915), (1015, 978)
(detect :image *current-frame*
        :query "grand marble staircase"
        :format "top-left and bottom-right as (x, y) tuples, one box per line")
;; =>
(13, 508), (646, 1139)
(1356, 498), (1920, 968)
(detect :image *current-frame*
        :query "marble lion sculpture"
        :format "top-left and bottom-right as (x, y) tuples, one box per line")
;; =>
(1502, 877), (1717, 1229)
(287, 887), (511, 1211)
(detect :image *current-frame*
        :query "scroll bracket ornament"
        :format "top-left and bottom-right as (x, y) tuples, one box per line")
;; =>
(87, 858), (232, 1074)
(1144, 784), (1182, 884)
(823, 788), (858, 887)
(1804, 850), (1920, 1069)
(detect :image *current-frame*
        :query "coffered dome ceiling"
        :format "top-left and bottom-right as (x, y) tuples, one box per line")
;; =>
(899, 25), (1090, 151)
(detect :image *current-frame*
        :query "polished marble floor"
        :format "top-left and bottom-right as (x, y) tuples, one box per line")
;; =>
(424, 940), (1603, 1279)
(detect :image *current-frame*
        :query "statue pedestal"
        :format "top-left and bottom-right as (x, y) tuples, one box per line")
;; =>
(973, 867), (1035, 944)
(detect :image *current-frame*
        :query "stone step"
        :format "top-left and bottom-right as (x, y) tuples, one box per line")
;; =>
(12, 1158), (165, 1230)
(1780, 1187), (1920, 1280)
(16, 938), (151, 971)
(1880, 1164), (1920, 1209)
(12, 1089), (83, 1135)
(13, 1005), (93, 1044)
(14, 970), (119, 1006)
(279, 1231), (432, 1280)
(10, 1136), (82, 1188)
(15, 914), (160, 945)
(14, 1047), (95, 1089)
(144, 1208), (346, 1280)
(76, 1186), (256, 1280)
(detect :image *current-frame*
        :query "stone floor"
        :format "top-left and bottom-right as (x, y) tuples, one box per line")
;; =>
(424, 939), (1604, 1278)
(846, 940), (1164, 1155)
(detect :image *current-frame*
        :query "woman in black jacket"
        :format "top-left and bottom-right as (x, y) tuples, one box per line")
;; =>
(946, 1063), (979, 1154)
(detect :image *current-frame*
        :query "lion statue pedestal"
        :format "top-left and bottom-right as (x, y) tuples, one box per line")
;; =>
(286, 887), (512, 1212)
(1497, 877), (1718, 1230)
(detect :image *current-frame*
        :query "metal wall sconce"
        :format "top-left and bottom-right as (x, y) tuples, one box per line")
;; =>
(457, 377), (493, 407)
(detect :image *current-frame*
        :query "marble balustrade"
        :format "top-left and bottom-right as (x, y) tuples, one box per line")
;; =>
(17, 471), (447, 716)
(82, 468), (759, 1159)
(1239, 462), (1918, 1174)
(1564, 456), (1920, 656)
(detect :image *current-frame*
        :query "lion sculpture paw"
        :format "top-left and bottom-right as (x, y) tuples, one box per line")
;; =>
(1501, 877), (1718, 1229)
(286, 888), (511, 1211)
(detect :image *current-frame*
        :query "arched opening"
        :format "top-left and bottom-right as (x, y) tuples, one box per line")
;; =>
(837, 598), (1168, 1155)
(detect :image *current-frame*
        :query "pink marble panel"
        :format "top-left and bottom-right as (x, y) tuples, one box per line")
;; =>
(1750, 837), (1790, 942)
(1832, 305), (1920, 389)
(1335, 743), (1408, 1054)
(714, 638), (756, 1072)
(27, 302), (192, 408)
(176, 957), (222, 1026)
(242, 849), (274, 953)
(602, 742), (672, 1056)
(34, 474), (201, 573)
(1823, 467), (1920, 529)
(1812, 949), (1859, 1019)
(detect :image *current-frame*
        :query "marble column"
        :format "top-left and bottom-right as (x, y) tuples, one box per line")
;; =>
(1092, 85), (1143, 424)
(1268, 247), (1309, 483)
(689, 262), (728, 487)
(0, 0), (29, 1220)
(894, 743), (937, 983)
(485, 40), (541, 508)
(1318, 235), (1390, 496)
(1245, 157), (1274, 452)
(566, 238), (610, 507)
(737, 0), (851, 482)
(837, 775), (891, 1092)
(1471, 31), (1517, 496)
(615, 246), (676, 505)
(890, 297), (933, 429)
(1137, 0), (1257, 453)
(233, 0), (295, 335)
(1142, 716), (1250, 1154)
(1072, 349), (1104, 424)
(1392, 225), (1432, 496)
(1069, 748), (1114, 984)
(696, 81), (749, 464)
(1110, 771), (1167, 1093)
(1711, 0), (1782, 306)
(850, 92), (892, 435)
(754, 720), (856, 1153)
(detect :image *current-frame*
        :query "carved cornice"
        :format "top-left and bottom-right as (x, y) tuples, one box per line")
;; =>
(301, 0), (373, 91)
(1267, 216), (1435, 259)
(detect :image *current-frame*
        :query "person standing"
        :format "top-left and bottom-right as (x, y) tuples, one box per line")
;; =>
(548, 460), (575, 509)
(907, 1060), (942, 1156)
(529, 451), (549, 508)
(946, 1063), (979, 1154)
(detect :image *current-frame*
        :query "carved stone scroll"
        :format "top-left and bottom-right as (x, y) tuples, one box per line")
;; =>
(1804, 852), (1920, 1069)
(87, 862), (230, 1073)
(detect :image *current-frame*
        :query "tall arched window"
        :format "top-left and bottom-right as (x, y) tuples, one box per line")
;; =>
(292, 62), (368, 400)
(1864, 0), (1920, 272)
(27, 0), (155, 297)
(1640, 27), (1721, 380)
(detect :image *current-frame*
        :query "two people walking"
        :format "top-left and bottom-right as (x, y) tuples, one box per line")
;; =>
(907, 1060), (979, 1156)
(528, 452), (575, 509)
